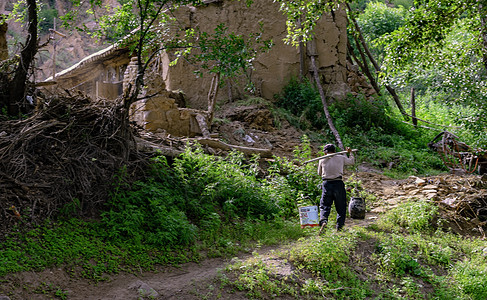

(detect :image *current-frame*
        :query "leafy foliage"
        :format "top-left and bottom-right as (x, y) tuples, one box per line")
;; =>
(354, 1), (406, 61)
(265, 135), (323, 217)
(273, 0), (343, 46)
(179, 23), (273, 91)
(378, 199), (438, 233)
(380, 0), (487, 133)
(275, 77), (326, 129)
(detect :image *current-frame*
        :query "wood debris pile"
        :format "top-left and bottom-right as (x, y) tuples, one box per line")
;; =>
(0, 93), (138, 235)
(367, 173), (487, 237)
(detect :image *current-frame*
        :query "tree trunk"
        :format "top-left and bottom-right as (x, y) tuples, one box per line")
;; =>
(349, 38), (381, 95)
(207, 72), (220, 126)
(480, 4), (487, 72)
(9, 0), (37, 116)
(410, 87), (417, 127)
(195, 113), (210, 138)
(309, 54), (344, 151)
(0, 18), (7, 61)
(346, 3), (409, 121)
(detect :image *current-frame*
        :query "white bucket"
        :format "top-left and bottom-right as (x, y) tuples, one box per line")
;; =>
(298, 205), (319, 228)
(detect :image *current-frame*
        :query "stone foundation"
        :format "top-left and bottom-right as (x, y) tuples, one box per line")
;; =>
(130, 95), (205, 137)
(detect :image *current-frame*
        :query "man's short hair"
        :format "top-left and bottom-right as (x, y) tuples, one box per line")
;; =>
(323, 144), (336, 153)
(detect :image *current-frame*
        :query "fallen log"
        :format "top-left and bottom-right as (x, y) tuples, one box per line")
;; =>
(195, 113), (210, 138)
(190, 137), (273, 158)
(135, 137), (184, 157)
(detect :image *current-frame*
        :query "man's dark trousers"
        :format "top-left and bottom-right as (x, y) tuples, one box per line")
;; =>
(319, 180), (347, 229)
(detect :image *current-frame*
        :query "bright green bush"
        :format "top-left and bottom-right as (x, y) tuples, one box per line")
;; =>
(102, 160), (197, 247)
(329, 94), (396, 135)
(173, 147), (280, 220)
(264, 135), (322, 218)
(378, 199), (438, 233)
(102, 148), (286, 248)
(275, 78), (326, 129)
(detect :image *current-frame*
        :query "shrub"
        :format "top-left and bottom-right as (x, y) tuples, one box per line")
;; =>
(173, 147), (280, 221)
(275, 78), (326, 129)
(378, 199), (438, 233)
(330, 94), (396, 135)
(264, 136), (322, 218)
(102, 178), (197, 247)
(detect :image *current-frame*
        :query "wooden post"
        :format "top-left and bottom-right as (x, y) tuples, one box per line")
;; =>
(410, 87), (417, 127)
(52, 18), (56, 80)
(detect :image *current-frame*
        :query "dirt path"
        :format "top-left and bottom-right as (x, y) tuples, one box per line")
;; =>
(3, 255), (249, 299)
(2, 216), (380, 300)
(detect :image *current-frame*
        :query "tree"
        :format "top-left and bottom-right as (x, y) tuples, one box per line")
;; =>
(274, 0), (345, 149)
(0, 0), (38, 116)
(58, 0), (203, 157)
(64, 0), (271, 140)
(180, 23), (272, 127)
(347, 2), (409, 120)
(381, 0), (487, 135)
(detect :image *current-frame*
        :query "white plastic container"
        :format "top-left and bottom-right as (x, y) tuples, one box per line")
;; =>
(298, 205), (319, 228)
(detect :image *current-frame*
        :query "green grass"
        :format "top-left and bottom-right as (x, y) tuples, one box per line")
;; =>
(217, 200), (487, 299)
(0, 217), (306, 280)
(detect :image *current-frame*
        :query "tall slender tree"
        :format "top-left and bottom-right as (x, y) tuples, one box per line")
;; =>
(274, 0), (345, 149)
(1, 0), (38, 116)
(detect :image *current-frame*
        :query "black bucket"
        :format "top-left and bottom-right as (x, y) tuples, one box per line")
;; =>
(349, 197), (366, 219)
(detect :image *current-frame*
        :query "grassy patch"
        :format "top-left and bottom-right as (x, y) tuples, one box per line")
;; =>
(215, 202), (487, 300)
(377, 199), (438, 233)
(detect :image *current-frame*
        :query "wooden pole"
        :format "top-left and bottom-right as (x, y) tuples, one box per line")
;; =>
(304, 149), (358, 164)
(297, 17), (305, 81)
(410, 87), (417, 127)
(52, 18), (56, 80)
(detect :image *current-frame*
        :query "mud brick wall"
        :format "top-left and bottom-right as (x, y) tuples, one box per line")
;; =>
(163, 0), (349, 109)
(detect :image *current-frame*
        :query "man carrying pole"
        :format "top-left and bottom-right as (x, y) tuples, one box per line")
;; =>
(317, 144), (355, 234)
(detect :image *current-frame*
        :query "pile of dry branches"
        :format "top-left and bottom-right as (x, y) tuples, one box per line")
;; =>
(0, 92), (138, 234)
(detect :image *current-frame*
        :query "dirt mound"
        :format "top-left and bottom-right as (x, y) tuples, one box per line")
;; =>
(0, 93), (137, 236)
(213, 101), (322, 158)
